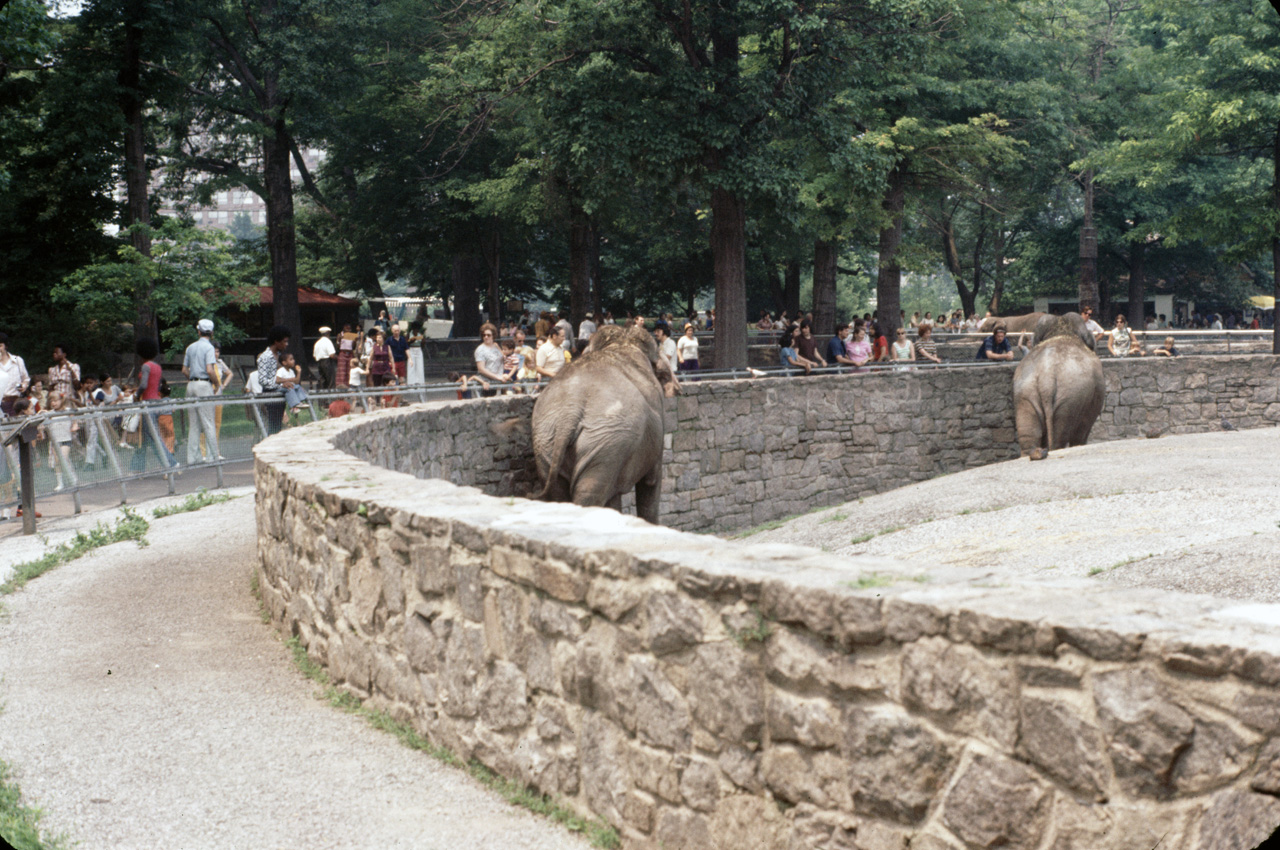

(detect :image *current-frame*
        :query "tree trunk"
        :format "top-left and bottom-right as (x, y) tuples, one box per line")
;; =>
(590, 224), (603, 320)
(1079, 169), (1100, 316)
(482, 222), (501, 325)
(784, 260), (801, 318)
(569, 209), (591, 331)
(986, 222), (1005, 315)
(875, 167), (906, 340)
(263, 122), (302, 360)
(450, 253), (485, 338)
(710, 184), (747, 368)
(119, 9), (154, 344)
(1128, 238), (1146, 330)
(1273, 121), (1280, 354)
(940, 206), (977, 317)
(812, 240), (838, 336)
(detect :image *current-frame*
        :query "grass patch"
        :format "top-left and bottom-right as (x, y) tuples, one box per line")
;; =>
(283, 637), (619, 848)
(152, 488), (236, 518)
(1090, 553), (1156, 577)
(818, 510), (849, 525)
(728, 606), (773, 647)
(849, 524), (906, 547)
(0, 508), (149, 598)
(727, 506), (827, 538)
(847, 572), (894, 589)
(0, 758), (70, 850)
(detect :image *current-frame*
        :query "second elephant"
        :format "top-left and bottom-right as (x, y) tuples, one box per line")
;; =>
(1012, 312), (1105, 456)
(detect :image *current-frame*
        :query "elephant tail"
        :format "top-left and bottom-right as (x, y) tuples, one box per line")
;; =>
(534, 415), (580, 501)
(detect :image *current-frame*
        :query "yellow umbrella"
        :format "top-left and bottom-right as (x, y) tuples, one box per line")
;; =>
(1248, 295), (1275, 308)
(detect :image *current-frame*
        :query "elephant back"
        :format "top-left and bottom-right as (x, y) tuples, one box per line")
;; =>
(1032, 312), (1095, 352)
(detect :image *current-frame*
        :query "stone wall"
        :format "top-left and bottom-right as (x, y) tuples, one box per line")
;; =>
(256, 412), (1280, 850)
(332, 355), (1280, 533)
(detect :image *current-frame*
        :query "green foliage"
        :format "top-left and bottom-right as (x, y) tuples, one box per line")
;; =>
(0, 508), (150, 598)
(151, 488), (237, 518)
(283, 637), (620, 847)
(0, 757), (70, 850)
(52, 219), (256, 357)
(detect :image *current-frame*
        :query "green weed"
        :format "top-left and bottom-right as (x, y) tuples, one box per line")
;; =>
(283, 637), (618, 848)
(0, 758), (69, 850)
(847, 573), (893, 589)
(152, 488), (235, 518)
(0, 508), (149, 598)
(728, 607), (773, 647)
(850, 532), (875, 545)
(818, 510), (849, 525)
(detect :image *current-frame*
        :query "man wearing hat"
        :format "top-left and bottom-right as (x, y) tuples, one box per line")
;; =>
(182, 319), (220, 464)
(313, 326), (336, 390)
(577, 311), (597, 345)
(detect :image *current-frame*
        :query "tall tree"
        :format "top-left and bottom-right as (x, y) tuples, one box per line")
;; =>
(166, 0), (381, 358)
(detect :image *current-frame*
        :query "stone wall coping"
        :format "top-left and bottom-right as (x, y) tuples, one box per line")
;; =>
(256, 396), (1280, 682)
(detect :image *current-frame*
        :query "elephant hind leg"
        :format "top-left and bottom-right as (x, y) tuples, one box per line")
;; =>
(1015, 399), (1048, 456)
(635, 470), (661, 525)
(543, 473), (572, 503)
(571, 473), (618, 509)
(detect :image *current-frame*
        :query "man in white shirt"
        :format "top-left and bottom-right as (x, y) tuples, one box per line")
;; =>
(654, 324), (678, 369)
(1080, 306), (1106, 344)
(554, 312), (575, 354)
(313, 326), (336, 389)
(0, 332), (30, 417)
(182, 318), (221, 464)
(536, 327), (567, 379)
(578, 312), (597, 345)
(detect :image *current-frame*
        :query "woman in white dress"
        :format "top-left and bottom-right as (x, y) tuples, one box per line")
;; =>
(406, 324), (426, 385)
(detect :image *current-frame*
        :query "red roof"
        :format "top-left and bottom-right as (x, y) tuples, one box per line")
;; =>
(256, 286), (361, 306)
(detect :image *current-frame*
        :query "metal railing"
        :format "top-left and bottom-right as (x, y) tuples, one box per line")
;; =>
(2, 337), (1272, 527)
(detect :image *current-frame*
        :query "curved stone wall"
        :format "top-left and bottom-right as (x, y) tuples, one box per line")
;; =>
(332, 355), (1280, 533)
(257, 356), (1280, 850)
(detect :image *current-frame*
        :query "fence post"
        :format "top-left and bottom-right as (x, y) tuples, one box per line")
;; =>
(92, 417), (128, 505)
(49, 423), (82, 514)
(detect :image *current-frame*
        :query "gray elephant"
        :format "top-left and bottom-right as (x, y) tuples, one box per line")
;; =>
(532, 324), (677, 522)
(1012, 312), (1104, 459)
(980, 312), (1046, 335)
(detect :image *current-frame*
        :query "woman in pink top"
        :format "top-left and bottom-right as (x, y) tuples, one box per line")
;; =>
(133, 337), (176, 471)
(844, 325), (873, 373)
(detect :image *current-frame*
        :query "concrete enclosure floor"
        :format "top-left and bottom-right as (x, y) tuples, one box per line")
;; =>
(745, 428), (1280, 604)
(0, 492), (592, 850)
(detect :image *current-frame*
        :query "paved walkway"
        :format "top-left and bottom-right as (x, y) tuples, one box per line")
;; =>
(0, 492), (591, 850)
(750, 429), (1280, 603)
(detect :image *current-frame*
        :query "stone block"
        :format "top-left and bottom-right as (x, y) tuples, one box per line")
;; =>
(645, 592), (704, 655)
(884, 598), (947, 642)
(630, 741), (681, 802)
(1195, 789), (1280, 850)
(760, 744), (852, 810)
(580, 712), (634, 829)
(679, 758), (721, 812)
(707, 795), (791, 850)
(901, 636), (1019, 749)
(688, 642), (764, 742)
(441, 623), (486, 718)
(587, 576), (645, 621)
(1173, 719), (1253, 795)
(1017, 696), (1109, 799)
(535, 558), (588, 603)
(844, 704), (954, 824)
(653, 807), (711, 850)
(766, 691), (841, 750)
(942, 754), (1051, 850)
(481, 659), (529, 731)
(630, 656), (692, 751)
(1092, 668), (1194, 798)
(454, 561), (484, 622)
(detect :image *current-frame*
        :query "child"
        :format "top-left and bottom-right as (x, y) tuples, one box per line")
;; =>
(446, 371), (489, 400)
(45, 391), (79, 491)
(275, 352), (309, 412)
(118, 382), (141, 448)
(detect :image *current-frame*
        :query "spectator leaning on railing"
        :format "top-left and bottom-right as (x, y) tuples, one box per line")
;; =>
(0, 332), (31, 417)
(256, 325), (293, 435)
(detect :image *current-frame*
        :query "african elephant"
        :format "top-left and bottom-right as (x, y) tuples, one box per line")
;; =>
(1032, 311), (1097, 351)
(1012, 312), (1105, 458)
(532, 325), (677, 522)
(980, 312), (1046, 334)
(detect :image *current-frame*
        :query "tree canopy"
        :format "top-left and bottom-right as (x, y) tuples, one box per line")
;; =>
(2, 0), (1278, 368)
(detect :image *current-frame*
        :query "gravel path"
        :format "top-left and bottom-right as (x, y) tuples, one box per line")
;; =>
(745, 429), (1280, 602)
(0, 493), (592, 850)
